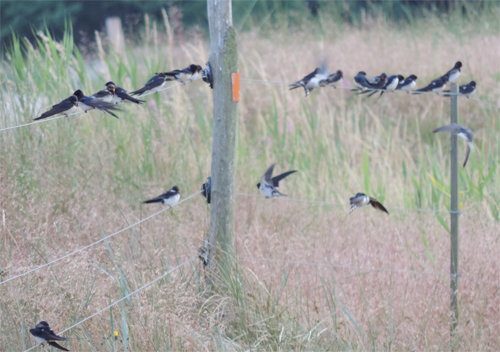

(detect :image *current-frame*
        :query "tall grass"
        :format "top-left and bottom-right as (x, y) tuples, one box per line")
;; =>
(0, 8), (499, 351)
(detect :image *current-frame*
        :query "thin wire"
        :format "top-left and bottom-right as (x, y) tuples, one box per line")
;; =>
(0, 190), (202, 286)
(137, 81), (186, 97)
(0, 110), (84, 132)
(23, 256), (196, 352)
(470, 97), (500, 109)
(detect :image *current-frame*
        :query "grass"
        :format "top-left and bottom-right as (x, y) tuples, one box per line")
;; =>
(1, 6), (499, 351)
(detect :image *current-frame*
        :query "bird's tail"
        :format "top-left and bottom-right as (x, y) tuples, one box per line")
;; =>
(47, 341), (69, 351)
(289, 83), (302, 91)
(413, 87), (429, 94)
(33, 115), (47, 121)
(142, 198), (163, 204)
(130, 87), (147, 96)
(347, 205), (357, 215)
(125, 96), (145, 104)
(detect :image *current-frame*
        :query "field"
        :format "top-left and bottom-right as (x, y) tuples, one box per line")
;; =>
(1, 7), (499, 351)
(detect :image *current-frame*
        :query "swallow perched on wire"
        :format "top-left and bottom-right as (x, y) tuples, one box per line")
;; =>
(30, 321), (70, 351)
(157, 64), (203, 84)
(443, 81), (476, 98)
(130, 73), (169, 96)
(319, 70), (343, 88)
(433, 123), (474, 167)
(441, 61), (462, 83)
(73, 90), (121, 119)
(353, 71), (372, 91)
(358, 73), (388, 95)
(348, 193), (389, 215)
(370, 74), (402, 98)
(397, 74), (418, 93)
(142, 186), (180, 207)
(257, 163), (297, 198)
(104, 82), (145, 105)
(289, 67), (328, 97)
(34, 95), (79, 121)
(91, 85), (115, 103)
(414, 75), (448, 94)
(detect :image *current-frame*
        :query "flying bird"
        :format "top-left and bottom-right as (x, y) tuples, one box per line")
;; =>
(158, 64), (203, 84)
(30, 321), (69, 351)
(397, 74), (418, 92)
(443, 81), (476, 98)
(414, 75), (448, 94)
(257, 163), (297, 198)
(130, 73), (169, 96)
(348, 193), (389, 215)
(353, 71), (372, 91)
(34, 95), (79, 121)
(105, 82), (145, 104)
(441, 61), (462, 83)
(289, 67), (328, 97)
(142, 186), (180, 207)
(73, 90), (121, 119)
(319, 70), (343, 88)
(433, 123), (474, 167)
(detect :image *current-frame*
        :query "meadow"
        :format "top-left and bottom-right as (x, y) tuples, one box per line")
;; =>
(0, 7), (499, 351)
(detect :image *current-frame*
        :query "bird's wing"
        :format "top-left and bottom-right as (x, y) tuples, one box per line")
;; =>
(263, 163), (276, 183)
(92, 90), (110, 98)
(116, 90), (145, 104)
(164, 69), (183, 77)
(144, 76), (165, 89)
(369, 198), (389, 214)
(271, 170), (297, 188)
(433, 124), (461, 134)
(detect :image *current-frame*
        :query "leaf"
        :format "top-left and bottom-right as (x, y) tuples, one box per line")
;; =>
(427, 173), (450, 197)
(435, 213), (450, 233)
(421, 229), (434, 263)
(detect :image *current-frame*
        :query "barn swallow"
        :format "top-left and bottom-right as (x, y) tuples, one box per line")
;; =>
(353, 71), (372, 91)
(30, 321), (69, 351)
(443, 81), (476, 98)
(34, 95), (79, 120)
(257, 163), (297, 198)
(91, 85), (115, 102)
(105, 82), (145, 104)
(397, 74), (418, 92)
(370, 74), (401, 98)
(158, 64), (203, 84)
(130, 73), (169, 96)
(142, 186), (180, 207)
(414, 75), (448, 94)
(348, 193), (389, 215)
(73, 90), (121, 119)
(358, 73), (388, 95)
(433, 123), (474, 167)
(319, 70), (343, 88)
(198, 238), (209, 267)
(441, 61), (462, 83)
(289, 67), (328, 97)
(201, 61), (214, 89)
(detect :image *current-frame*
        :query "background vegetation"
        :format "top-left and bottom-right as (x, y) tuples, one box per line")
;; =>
(0, 2), (499, 351)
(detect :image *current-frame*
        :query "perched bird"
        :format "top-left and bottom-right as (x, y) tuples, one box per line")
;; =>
(414, 75), (448, 94)
(353, 71), (372, 91)
(433, 123), (474, 167)
(443, 81), (476, 98)
(358, 73), (388, 95)
(257, 163), (297, 198)
(289, 67), (328, 97)
(34, 95), (79, 121)
(105, 82), (145, 104)
(91, 85), (115, 103)
(30, 321), (69, 351)
(441, 61), (462, 83)
(198, 239), (209, 267)
(397, 74), (418, 92)
(130, 73), (169, 96)
(73, 90), (121, 119)
(370, 74), (401, 98)
(319, 70), (343, 88)
(201, 61), (214, 89)
(142, 186), (180, 207)
(158, 64), (203, 84)
(348, 193), (389, 215)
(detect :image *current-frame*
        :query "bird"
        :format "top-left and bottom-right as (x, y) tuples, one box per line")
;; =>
(30, 321), (70, 351)
(443, 81), (476, 98)
(358, 73), (388, 95)
(158, 64), (203, 84)
(73, 90), (121, 119)
(370, 74), (401, 98)
(289, 67), (328, 97)
(319, 70), (343, 88)
(348, 193), (389, 215)
(91, 85), (115, 103)
(142, 186), (180, 207)
(433, 123), (474, 167)
(105, 82), (145, 104)
(257, 163), (297, 198)
(130, 73), (169, 96)
(441, 61), (462, 83)
(198, 239), (209, 267)
(414, 75), (448, 94)
(353, 71), (372, 91)
(34, 95), (79, 121)
(397, 74), (418, 93)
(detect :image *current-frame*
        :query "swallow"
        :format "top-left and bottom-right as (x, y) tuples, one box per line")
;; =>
(142, 186), (180, 207)
(397, 74), (418, 92)
(443, 81), (476, 98)
(441, 61), (462, 83)
(91, 85), (115, 102)
(289, 67), (328, 97)
(198, 239), (209, 267)
(158, 64), (203, 84)
(433, 123), (474, 167)
(105, 82), (145, 104)
(257, 163), (297, 198)
(353, 71), (372, 91)
(73, 90), (121, 119)
(319, 70), (343, 88)
(130, 73), (169, 96)
(414, 75), (448, 94)
(30, 321), (69, 351)
(348, 193), (389, 215)
(370, 74), (402, 98)
(358, 73), (388, 95)
(34, 95), (79, 121)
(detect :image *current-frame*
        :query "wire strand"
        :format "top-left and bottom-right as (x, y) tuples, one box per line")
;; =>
(0, 190), (202, 286)
(23, 256), (196, 352)
(0, 110), (84, 132)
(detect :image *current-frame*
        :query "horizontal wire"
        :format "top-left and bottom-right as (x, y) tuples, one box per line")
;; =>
(0, 190), (202, 286)
(23, 255), (197, 352)
(136, 81), (187, 97)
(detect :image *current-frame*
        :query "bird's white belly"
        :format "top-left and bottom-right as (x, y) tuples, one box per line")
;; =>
(307, 77), (321, 89)
(162, 193), (180, 206)
(111, 95), (123, 104)
(178, 73), (192, 82)
(401, 81), (416, 91)
(101, 95), (113, 103)
(260, 185), (274, 198)
(33, 336), (46, 345)
(448, 71), (460, 82)
(386, 79), (398, 91)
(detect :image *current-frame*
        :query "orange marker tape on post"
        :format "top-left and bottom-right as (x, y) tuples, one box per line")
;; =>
(232, 73), (240, 102)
